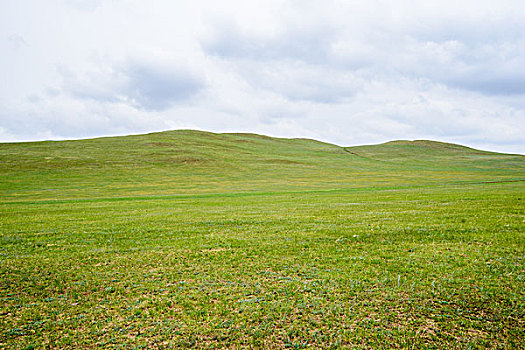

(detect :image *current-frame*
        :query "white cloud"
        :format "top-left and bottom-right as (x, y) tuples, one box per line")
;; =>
(0, 0), (524, 153)
(58, 55), (207, 111)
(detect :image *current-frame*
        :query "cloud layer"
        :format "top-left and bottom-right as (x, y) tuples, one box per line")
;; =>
(1, 0), (524, 153)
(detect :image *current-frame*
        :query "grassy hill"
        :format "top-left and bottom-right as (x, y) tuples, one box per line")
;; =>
(1, 130), (523, 201)
(1, 130), (524, 349)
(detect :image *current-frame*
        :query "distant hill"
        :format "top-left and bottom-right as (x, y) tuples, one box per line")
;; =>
(1, 130), (523, 202)
(348, 140), (500, 160)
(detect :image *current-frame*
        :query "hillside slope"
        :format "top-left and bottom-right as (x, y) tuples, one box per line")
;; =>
(0, 130), (523, 201)
(347, 139), (524, 173)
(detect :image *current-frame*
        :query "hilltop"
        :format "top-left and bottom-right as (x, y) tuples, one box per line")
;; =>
(0, 130), (523, 202)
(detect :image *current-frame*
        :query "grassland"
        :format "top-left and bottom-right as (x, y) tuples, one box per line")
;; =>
(1, 130), (524, 349)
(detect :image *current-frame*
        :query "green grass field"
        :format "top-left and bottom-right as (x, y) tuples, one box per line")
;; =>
(1, 130), (524, 349)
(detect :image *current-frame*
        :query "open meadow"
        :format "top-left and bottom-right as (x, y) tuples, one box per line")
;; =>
(1, 130), (524, 349)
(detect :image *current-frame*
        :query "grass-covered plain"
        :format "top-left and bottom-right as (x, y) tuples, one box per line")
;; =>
(1, 130), (524, 349)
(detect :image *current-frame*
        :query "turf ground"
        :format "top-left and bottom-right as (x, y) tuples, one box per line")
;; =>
(1, 131), (524, 348)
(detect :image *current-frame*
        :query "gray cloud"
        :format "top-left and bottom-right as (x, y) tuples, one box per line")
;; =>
(203, 9), (525, 99)
(203, 22), (335, 64)
(451, 75), (525, 96)
(6, 33), (27, 48)
(121, 62), (205, 111)
(59, 59), (206, 111)
(57, 65), (123, 104)
(229, 61), (361, 103)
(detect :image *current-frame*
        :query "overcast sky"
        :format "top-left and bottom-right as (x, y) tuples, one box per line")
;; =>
(1, 0), (524, 153)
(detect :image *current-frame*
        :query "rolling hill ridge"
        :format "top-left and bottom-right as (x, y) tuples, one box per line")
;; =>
(0, 130), (523, 202)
